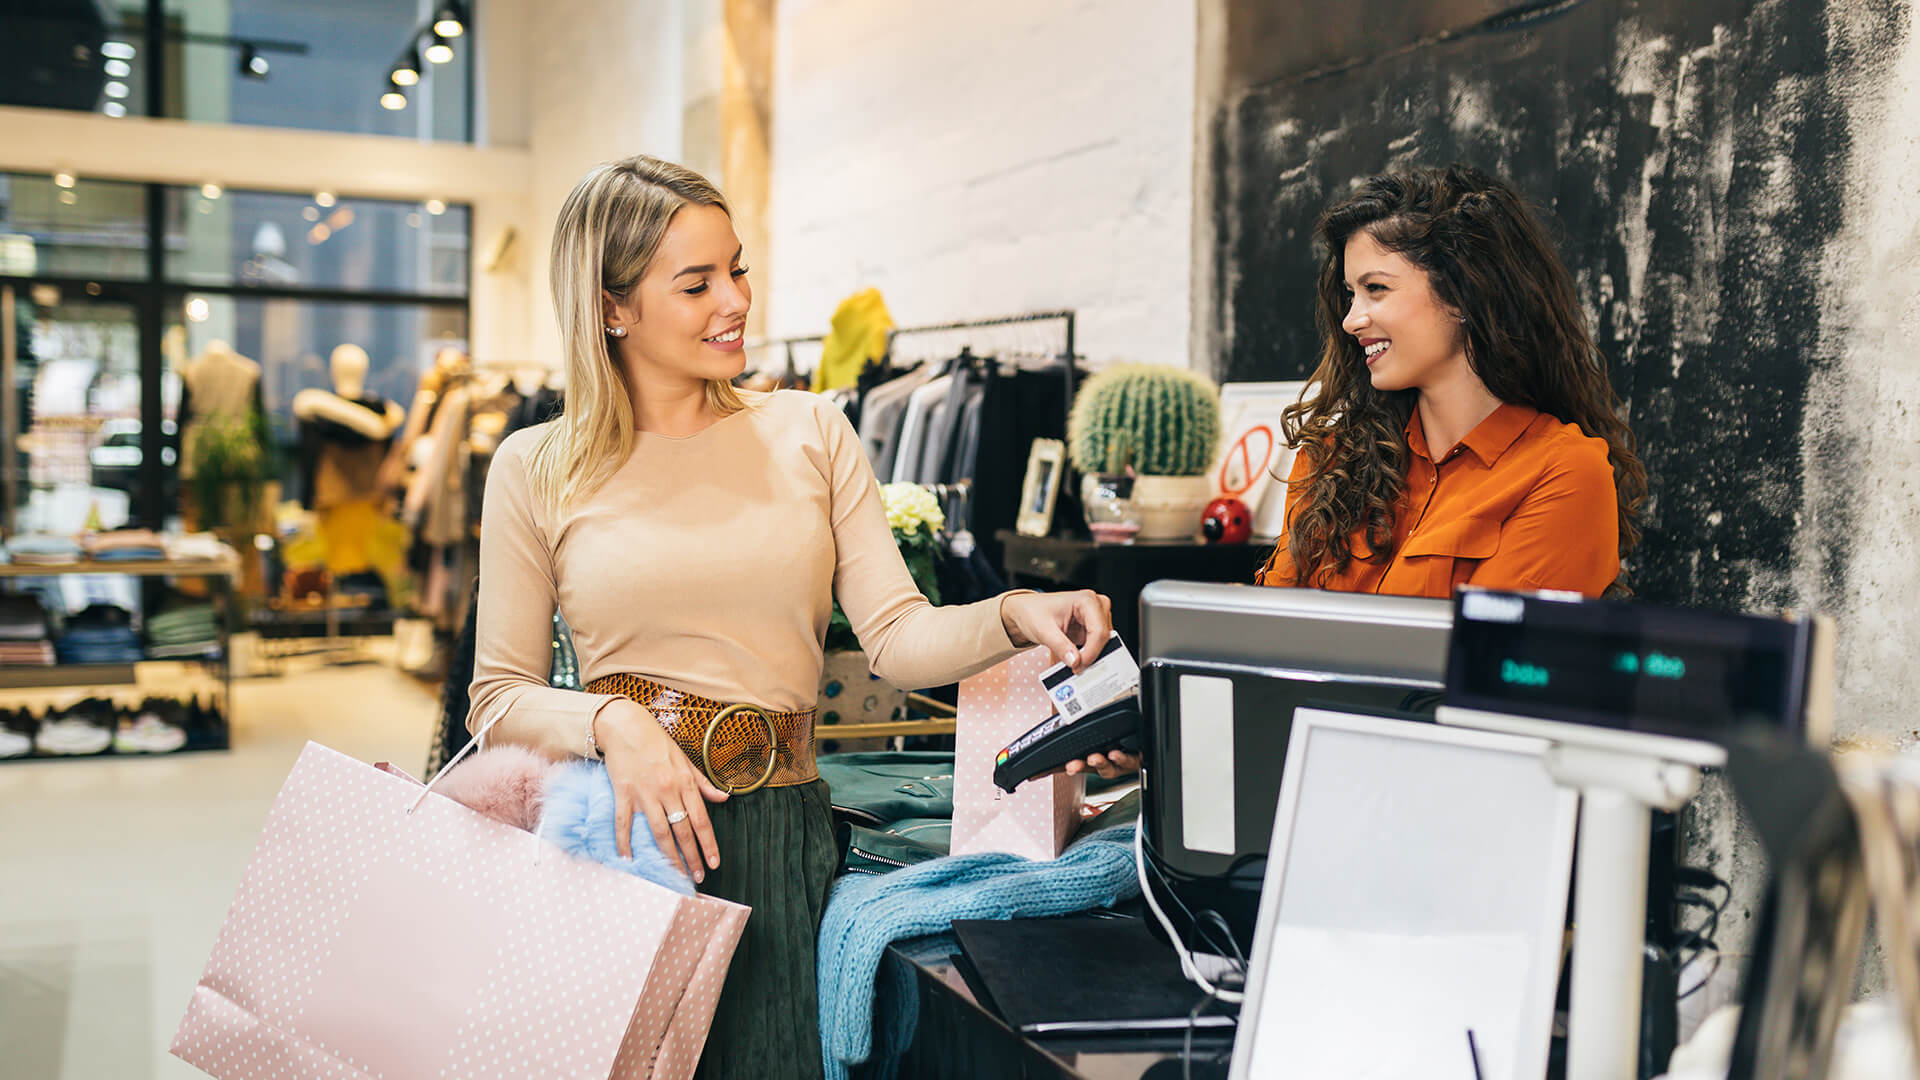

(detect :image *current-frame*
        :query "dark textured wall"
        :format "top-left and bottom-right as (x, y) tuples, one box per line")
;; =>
(1212, 0), (1920, 1014)
(1215, 0), (1864, 612)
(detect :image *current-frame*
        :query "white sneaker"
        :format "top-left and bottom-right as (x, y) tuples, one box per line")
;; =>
(35, 717), (111, 755)
(114, 713), (187, 754)
(0, 727), (28, 758)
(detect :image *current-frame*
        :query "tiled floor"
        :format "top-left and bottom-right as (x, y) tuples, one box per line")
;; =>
(0, 654), (440, 1080)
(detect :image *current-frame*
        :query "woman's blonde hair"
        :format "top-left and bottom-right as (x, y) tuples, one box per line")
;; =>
(525, 155), (747, 510)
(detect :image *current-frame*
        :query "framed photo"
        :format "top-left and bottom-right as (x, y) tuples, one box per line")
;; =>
(1016, 438), (1066, 537)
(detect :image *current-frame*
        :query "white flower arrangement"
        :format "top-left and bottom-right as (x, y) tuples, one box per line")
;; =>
(880, 482), (946, 536)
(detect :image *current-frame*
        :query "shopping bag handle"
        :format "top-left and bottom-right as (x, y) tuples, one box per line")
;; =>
(409, 711), (506, 814)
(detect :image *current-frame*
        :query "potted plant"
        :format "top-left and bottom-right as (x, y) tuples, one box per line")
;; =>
(1067, 364), (1221, 541)
(820, 482), (946, 734)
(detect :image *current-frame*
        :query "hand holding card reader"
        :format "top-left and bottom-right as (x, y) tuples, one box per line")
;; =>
(994, 632), (1142, 793)
(994, 695), (1144, 793)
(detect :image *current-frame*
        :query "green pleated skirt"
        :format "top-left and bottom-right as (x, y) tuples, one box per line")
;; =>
(693, 778), (838, 1080)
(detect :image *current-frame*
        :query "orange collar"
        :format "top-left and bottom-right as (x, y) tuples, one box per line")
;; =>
(1405, 402), (1541, 467)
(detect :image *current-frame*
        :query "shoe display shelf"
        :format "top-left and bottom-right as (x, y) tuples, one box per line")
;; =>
(0, 547), (239, 764)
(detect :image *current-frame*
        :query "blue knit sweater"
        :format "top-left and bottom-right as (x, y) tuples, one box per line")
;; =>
(816, 825), (1140, 1079)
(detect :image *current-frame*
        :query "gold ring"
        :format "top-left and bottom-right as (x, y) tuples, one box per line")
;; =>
(702, 704), (779, 794)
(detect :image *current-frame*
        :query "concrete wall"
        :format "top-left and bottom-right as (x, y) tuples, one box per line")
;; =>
(1211, 0), (1917, 1021)
(764, 0), (1199, 367)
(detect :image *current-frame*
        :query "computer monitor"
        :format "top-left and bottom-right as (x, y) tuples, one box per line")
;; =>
(1137, 582), (1454, 956)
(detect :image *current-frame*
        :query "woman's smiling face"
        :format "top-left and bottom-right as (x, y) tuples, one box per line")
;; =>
(1339, 229), (1470, 394)
(604, 203), (753, 388)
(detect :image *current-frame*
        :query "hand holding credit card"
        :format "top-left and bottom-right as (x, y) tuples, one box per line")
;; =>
(1038, 631), (1140, 719)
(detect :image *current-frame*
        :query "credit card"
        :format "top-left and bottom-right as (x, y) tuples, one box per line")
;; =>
(1037, 632), (1139, 719)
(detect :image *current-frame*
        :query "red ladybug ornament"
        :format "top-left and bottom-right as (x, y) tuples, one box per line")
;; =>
(1202, 497), (1252, 545)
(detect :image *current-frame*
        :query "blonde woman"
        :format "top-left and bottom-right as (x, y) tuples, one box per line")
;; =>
(467, 156), (1113, 1079)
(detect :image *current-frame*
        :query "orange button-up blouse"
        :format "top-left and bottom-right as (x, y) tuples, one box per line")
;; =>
(1256, 403), (1620, 599)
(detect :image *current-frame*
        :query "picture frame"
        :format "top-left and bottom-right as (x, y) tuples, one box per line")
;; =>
(1212, 381), (1310, 540)
(1016, 438), (1066, 537)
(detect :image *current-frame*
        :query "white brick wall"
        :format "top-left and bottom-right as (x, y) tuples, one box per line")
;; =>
(765, 0), (1199, 368)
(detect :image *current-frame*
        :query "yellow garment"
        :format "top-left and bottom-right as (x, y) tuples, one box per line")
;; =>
(812, 288), (894, 392)
(283, 498), (413, 607)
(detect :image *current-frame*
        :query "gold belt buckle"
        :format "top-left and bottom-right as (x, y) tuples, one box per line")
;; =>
(702, 703), (779, 794)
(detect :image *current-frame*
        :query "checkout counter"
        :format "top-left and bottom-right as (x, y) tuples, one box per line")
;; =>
(851, 583), (1865, 1080)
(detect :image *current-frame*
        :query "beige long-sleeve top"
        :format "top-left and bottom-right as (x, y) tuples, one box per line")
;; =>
(468, 389), (1023, 759)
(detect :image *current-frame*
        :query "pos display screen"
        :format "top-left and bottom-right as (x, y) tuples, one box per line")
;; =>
(1444, 590), (1820, 739)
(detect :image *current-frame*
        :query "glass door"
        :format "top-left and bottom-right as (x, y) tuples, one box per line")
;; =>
(0, 282), (146, 538)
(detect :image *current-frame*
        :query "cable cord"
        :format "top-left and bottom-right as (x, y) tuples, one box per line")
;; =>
(1135, 804), (1246, 1004)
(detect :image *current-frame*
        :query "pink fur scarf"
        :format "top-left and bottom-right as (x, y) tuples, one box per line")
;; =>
(432, 745), (695, 895)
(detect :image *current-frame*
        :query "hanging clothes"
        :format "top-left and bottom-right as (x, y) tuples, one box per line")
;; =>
(857, 364), (932, 479)
(404, 380), (472, 549)
(812, 288), (895, 393)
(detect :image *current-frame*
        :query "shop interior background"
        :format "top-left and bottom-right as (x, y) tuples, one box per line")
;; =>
(1, 0), (1915, 1041)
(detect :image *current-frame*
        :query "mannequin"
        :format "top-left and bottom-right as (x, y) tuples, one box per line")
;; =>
(177, 339), (264, 483)
(288, 344), (409, 606)
(291, 345), (405, 446)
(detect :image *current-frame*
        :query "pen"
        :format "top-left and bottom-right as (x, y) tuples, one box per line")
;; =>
(1467, 1028), (1485, 1080)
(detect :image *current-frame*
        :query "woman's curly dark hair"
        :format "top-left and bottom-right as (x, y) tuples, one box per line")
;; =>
(1278, 164), (1646, 589)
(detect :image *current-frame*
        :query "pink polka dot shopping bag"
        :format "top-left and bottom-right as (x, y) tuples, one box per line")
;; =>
(951, 647), (1087, 861)
(170, 741), (749, 1080)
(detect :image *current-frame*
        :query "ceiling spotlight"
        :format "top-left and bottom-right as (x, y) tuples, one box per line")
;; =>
(105, 81), (129, 99)
(302, 206), (320, 222)
(424, 33), (454, 65)
(380, 90), (408, 111)
(104, 59), (130, 78)
(390, 49), (421, 87)
(201, 183), (223, 200)
(103, 102), (126, 117)
(239, 46), (269, 79)
(433, 2), (466, 38)
(314, 191), (336, 208)
(186, 297), (210, 323)
(53, 170), (75, 189)
(101, 41), (135, 60)
(425, 199), (446, 216)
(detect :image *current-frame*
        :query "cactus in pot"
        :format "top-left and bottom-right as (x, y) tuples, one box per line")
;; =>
(1068, 365), (1221, 540)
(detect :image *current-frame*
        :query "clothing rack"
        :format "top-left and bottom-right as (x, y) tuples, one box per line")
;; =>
(752, 310), (1078, 380)
(883, 310), (1075, 371)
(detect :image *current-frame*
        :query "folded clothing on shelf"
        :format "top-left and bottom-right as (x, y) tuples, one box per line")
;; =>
(7, 535), (83, 565)
(145, 604), (220, 659)
(83, 529), (167, 561)
(0, 641), (56, 665)
(164, 532), (231, 562)
(55, 603), (145, 664)
(0, 593), (53, 643)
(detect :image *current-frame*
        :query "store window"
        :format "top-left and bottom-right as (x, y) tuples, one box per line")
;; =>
(0, 172), (471, 533)
(0, 0), (473, 142)
(165, 189), (469, 296)
(3, 285), (146, 536)
(0, 175), (149, 281)
(170, 293), (466, 500)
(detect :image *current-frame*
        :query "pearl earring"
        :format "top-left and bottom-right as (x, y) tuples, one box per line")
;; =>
(605, 325), (628, 338)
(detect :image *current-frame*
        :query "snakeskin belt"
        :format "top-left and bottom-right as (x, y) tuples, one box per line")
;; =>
(585, 673), (817, 792)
